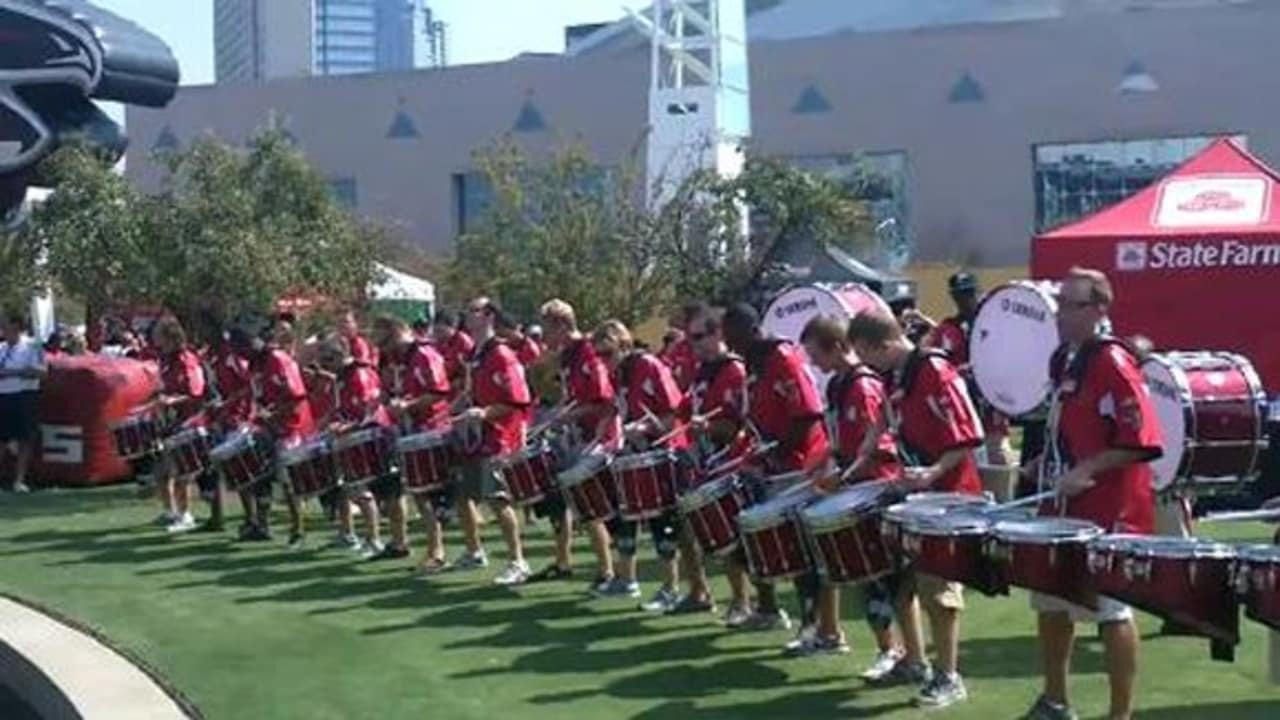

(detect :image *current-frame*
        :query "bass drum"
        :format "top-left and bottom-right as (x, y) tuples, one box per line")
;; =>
(762, 283), (891, 394)
(970, 281), (1060, 418)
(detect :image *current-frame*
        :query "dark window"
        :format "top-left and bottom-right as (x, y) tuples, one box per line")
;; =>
(330, 177), (358, 209)
(792, 85), (832, 114)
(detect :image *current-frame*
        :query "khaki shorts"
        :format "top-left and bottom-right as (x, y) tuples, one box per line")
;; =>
(1031, 592), (1132, 625)
(457, 458), (507, 502)
(901, 571), (965, 611)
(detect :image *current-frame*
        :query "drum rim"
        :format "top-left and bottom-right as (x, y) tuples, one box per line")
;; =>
(280, 442), (333, 463)
(803, 485), (893, 526)
(395, 431), (452, 450)
(992, 517), (1102, 543)
(612, 449), (675, 471)
(904, 491), (992, 507)
(334, 428), (386, 448)
(677, 477), (735, 509)
(557, 458), (611, 485)
(1091, 535), (1237, 559)
(1237, 543), (1280, 561)
(907, 513), (993, 535)
(739, 489), (817, 531)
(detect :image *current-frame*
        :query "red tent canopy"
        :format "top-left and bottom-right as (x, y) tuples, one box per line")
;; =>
(1033, 138), (1280, 393)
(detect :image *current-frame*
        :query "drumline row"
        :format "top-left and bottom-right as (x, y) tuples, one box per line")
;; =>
(112, 408), (1280, 650)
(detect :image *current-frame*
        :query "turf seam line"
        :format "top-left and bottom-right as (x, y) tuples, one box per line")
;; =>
(0, 591), (205, 720)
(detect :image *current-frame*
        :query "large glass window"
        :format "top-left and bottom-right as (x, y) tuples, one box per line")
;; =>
(453, 172), (494, 236)
(1033, 134), (1246, 231)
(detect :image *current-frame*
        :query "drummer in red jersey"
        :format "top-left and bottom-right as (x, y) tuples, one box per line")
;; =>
(722, 303), (830, 637)
(659, 303), (702, 392)
(374, 316), (455, 574)
(209, 327), (263, 540)
(525, 298), (617, 591)
(848, 308), (984, 709)
(255, 319), (317, 549)
(670, 303), (747, 616)
(338, 310), (379, 369)
(798, 314), (906, 675)
(454, 297), (535, 586)
(923, 271), (1013, 466)
(313, 337), (387, 558)
(1020, 268), (1162, 720)
(592, 320), (688, 612)
(152, 318), (212, 534)
(431, 309), (475, 399)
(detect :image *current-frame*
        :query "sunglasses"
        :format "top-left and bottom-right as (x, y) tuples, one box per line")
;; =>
(688, 330), (713, 342)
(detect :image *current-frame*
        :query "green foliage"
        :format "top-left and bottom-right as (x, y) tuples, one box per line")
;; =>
(448, 139), (876, 323)
(20, 129), (382, 337)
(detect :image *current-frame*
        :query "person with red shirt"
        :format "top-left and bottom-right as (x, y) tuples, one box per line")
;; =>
(1019, 268), (1162, 720)
(799, 314), (907, 675)
(659, 303), (702, 393)
(524, 298), (616, 591)
(722, 303), (830, 636)
(375, 316), (454, 573)
(431, 309), (475, 400)
(151, 318), (211, 535)
(454, 297), (534, 586)
(254, 319), (317, 549)
(848, 308), (985, 709)
(207, 327), (259, 539)
(312, 337), (386, 558)
(592, 320), (687, 612)
(338, 310), (379, 369)
(668, 304), (747, 616)
(921, 272), (1014, 466)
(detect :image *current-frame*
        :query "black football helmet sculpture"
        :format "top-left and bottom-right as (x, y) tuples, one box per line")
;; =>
(0, 0), (178, 226)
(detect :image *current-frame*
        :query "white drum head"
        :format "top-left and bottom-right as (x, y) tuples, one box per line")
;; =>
(970, 282), (1059, 417)
(1141, 357), (1187, 492)
(762, 283), (891, 395)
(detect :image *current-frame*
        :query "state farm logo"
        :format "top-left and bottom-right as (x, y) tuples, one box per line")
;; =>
(1116, 241), (1148, 271)
(1155, 176), (1268, 228)
(1177, 190), (1245, 213)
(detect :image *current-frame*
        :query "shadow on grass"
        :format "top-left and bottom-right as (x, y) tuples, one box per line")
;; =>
(957, 634), (1106, 679)
(624, 691), (911, 720)
(1138, 700), (1280, 720)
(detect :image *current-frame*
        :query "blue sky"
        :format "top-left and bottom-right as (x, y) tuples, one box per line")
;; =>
(94, 0), (647, 86)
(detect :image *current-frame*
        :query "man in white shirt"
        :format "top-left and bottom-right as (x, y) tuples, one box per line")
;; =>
(0, 311), (47, 493)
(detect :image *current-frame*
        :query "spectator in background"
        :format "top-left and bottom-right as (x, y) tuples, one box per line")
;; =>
(0, 310), (47, 493)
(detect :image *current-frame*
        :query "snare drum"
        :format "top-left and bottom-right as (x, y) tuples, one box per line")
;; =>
(991, 518), (1102, 610)
(334, 428), (394, 487)
(1090, 535), (1239, 642)
(678, 473), (748, 556)
(612, 450), (681, 520)
(903, 510), (1005, 595)
(1143, 352), (1268, 495)
(209, 428), (274, 492)
(397, 430), (456, 494)
(280, 436), (340, 498)
(738, 483), (820, 581)
(803, 481), (898, 585)
(164, 427), (215, 479)
(1235, 544), (1280, 632)
(969, 281), (1060, 418)
(558, 453), (616, 522)
(882, 493), (992, 558)
(497, 442), (557, 506)
(110, 411), (161, 460)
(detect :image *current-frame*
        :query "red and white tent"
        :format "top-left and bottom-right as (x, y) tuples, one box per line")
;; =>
(1033, 138), (1280, 394)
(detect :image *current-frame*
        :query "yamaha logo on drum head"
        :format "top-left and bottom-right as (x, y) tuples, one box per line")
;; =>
(1000, 297), (1047, 323)
(774, 296), (818, 319)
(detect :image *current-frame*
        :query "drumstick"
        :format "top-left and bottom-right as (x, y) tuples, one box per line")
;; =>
(702, 440), (780, 478)
(529, 400), (578, 440)
(650, 408), (723, 448)
(995, 490), (1057, 511)
(1200, 508), (1280, 524)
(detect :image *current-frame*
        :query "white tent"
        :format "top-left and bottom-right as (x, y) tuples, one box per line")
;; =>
(369, 263), (435, 304)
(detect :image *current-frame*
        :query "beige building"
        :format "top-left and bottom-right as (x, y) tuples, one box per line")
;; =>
(133, 0), (1278, 271)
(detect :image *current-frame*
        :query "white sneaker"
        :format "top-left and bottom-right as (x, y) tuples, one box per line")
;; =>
(12, 481), (30, 493)
(452, 550), (489, 570)
(330, 532), (360, 549)
(154, 511), (178, 527)
(494, 560), (531, 586)
(165, 512), (197, 534)
(360, 540), (386, 559)
(861, 647), (906, 681)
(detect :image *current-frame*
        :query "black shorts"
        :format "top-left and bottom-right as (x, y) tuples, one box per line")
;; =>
(369, 473), (404, 502)
(0, 391), (39, 443)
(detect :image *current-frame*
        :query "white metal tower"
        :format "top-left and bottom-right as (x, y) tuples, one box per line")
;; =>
(633, 0), (751, 210)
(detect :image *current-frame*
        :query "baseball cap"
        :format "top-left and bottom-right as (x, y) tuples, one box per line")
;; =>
(948, 271), (979, 294)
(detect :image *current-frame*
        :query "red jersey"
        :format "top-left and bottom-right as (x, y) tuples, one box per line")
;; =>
(560, 337), (622, 450)
(888, 350), (984, 494)
(1043, 339), (1162, 534)
(467, 337), (531, 456)
(211, 345), (254, 429)
(680, 354), (747, 458)
(745, 340), (829, 473)
(348, 333), (379, 368)
(160, 348), (207, 427)
(338, 363), (393, 428)
(305, 369), (339, 426)
(827, 365), (901, 482)
(514, 336), (542, 367)
(924, 316), (970, 368)
(258, 348), (315, 441)
(440, 330), (475, 388)
(388, 342), (451, 431)
(616, 351), (688, 450)
(660, 337), (699, 392)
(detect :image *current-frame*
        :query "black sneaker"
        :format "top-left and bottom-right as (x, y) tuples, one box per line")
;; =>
(368, 545), (411, 562)
(244, 525), (272, 542)
(665, 593), (716, 615)
(195, 519), (225, 534)
(237, 523), (256, 541)
(1022, 695), (1078, 720)
(526, 564), (574, 583)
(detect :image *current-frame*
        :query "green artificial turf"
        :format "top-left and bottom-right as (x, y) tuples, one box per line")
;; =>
(0, 486), (1277, 719)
